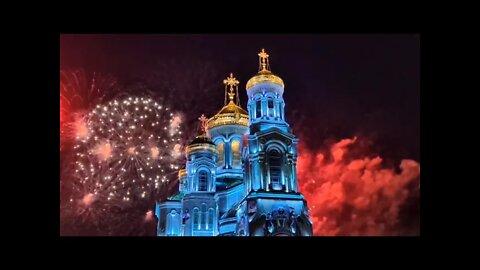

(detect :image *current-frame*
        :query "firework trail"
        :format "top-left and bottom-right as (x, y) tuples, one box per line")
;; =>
(61, 96), (184, 235)
(60, 69), (121, 151)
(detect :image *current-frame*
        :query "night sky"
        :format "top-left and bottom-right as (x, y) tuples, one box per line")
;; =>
(60, 34), (420, 236)
(61, 34), (419, 161)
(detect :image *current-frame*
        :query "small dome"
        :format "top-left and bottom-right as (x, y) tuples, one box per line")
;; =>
(186, 114), (218, 155)
(185, 134), (218, 156)
(188, 134), (215, 146)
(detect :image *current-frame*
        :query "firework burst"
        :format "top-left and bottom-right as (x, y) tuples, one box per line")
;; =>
(62, 96), (184, 235)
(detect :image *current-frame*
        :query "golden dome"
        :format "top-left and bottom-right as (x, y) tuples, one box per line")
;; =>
(246, 70), (284, 90)
(246, 49), (284, 90)
(207, 73), (250, 129)
(207, 101), (249, 129)
(218, 101), (248, 115)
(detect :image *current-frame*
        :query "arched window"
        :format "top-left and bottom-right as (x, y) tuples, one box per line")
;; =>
(268, 98), (274, 117)
(192, 208), (199, 230)
(208, 208), (215, 230)
(231, 140), (241, 168)
(268, 149), (283, 189)
(256, 99), (262, 118)
(217, 142), (224, 167)
(198, 171), (208, 191)
(166, 209), (179, 236)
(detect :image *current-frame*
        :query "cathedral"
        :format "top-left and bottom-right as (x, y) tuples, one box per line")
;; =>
(155, 49), (313, 236)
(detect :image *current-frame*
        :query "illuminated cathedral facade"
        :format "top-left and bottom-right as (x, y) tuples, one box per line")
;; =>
(155, 49), (313, 236)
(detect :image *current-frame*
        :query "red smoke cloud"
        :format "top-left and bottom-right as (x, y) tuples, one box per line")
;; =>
(297, 137), (420, 236)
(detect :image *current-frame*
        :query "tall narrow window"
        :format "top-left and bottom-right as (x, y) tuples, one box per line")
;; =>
(231, 140), (241, 168)
(268, 149), (283, 189)
(268, 98), (274, 117)
(217, 142), (224, 167)
(279, 103), (284, 120)
(208, 208), (214, 230)
(198, 171), (207, 191)
(193, 208), (199, 230)
(166, 212), (174, 235)
(256, 100), (262, 118)
(201, 204), (207, 230)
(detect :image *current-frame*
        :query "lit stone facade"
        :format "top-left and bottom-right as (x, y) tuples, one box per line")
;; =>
(155, 50), (313, 236)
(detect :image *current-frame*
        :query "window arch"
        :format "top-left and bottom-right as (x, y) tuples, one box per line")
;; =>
(166, 209), (179, 236)
(198, 170), (208, 191)
(268, 148), (283, 190)
(256, 99), (262, 118)
(231, 140), (241, 168)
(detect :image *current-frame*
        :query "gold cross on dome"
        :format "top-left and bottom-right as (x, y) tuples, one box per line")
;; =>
(258, 48), (269, 71)
(198, 114), (208, 133)
(223, 73), (239, 91)
(223, 73), (239, 102)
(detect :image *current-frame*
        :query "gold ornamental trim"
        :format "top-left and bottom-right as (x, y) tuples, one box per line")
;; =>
(185, 143), (218, 155)
(207, 112), (249, 129)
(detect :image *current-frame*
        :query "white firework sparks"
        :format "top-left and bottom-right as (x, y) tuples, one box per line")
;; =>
(69, 96), (184, 210)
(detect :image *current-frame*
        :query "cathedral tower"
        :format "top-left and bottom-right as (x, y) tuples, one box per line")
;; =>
(207, 73), (249, 234)
(207, 73), (249, 191)
(238, 49), (313, 236)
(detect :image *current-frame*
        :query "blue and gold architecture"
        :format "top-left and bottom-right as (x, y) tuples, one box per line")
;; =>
(155, 49), (313, 236)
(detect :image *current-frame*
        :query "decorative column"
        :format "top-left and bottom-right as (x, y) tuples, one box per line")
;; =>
(284, 160), (290, 193)
(291, 160), (298, 192)
(274, 100), (280, 119)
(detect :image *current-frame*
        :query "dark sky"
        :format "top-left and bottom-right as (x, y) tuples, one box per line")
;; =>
(60, 34), (420, 162)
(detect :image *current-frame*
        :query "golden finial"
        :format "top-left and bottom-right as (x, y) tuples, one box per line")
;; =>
(223, 73), (239, 92)
(258, 48), (270, 71)
(198, 114), (208, 134)
(223, 73), (240, 104)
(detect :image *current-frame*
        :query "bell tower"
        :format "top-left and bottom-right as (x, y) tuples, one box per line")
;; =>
(238, 49), (313, 236)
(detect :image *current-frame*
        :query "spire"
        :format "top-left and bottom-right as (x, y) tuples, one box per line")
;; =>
(258, 48), (271, 72)
(198, 114), (208, 135)
(223, 73), (240, 105)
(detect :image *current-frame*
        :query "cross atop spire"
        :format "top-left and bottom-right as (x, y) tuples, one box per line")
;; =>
(223, 73), (239, 91)
(198, 114), (208, 134)
(258, 48), (270, 71)
(223, 73), (240, 105)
